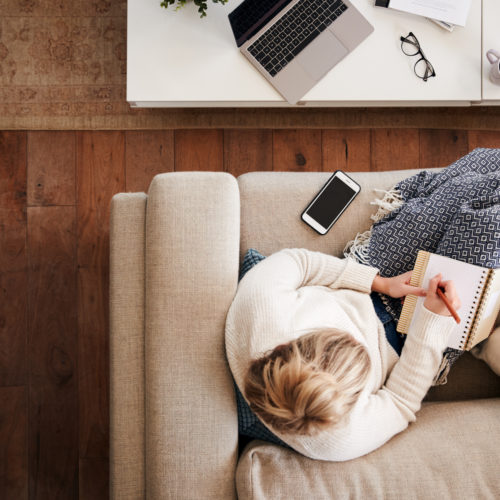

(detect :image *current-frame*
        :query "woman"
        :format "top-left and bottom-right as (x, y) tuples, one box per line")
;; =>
(225, 248), (462, 461)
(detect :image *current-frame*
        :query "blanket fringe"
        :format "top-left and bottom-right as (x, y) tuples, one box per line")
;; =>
(343, 229), (373, 265)
(433, 356), (451, 386)
(344, 188), (404, 261)
(370, 188), (405, 223)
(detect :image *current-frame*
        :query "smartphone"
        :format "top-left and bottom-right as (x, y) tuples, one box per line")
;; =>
(301, 171), (361, 235)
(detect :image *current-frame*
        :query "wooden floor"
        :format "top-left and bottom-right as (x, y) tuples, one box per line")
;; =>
(2, 128), (500, 499)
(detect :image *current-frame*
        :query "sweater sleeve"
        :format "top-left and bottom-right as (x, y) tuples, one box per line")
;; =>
(241, 248), (379, 295)
(283, 307), (456, 461)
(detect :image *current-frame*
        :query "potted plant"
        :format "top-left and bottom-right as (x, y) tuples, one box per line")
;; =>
(160, 0), (229, 18)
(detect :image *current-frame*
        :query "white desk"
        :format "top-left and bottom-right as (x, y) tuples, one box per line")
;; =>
(127, 0), (485, 107)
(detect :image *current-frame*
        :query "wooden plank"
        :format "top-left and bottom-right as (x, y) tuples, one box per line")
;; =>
(0, 132), (27, 209)
(0, 207), (27, 274)
(77, 131), (125, 269)
(174, 129), (224, 171)
(223, 129), (273, 176)
(468, 130), (500, 149)
(273, 130), (322, 171)
(27, 206), (78, 500)
(0, 131), (27, 272)
(77, 132), (125, 464)
(0, 386), (28, 500)
(322, 129), (371, 172)
(27, 132), (76, 207)
(125, 130), (174, 193)
(0, 132), (28, 387)
(77, 265), (111, 460)
(79, 458), (108, 500)
(371, 129), (420, 171)
(419, 129), (468, 169)
(0, 270), (28, 387)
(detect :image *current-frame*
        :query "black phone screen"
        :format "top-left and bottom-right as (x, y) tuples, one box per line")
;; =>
(305, 176), (357, 229)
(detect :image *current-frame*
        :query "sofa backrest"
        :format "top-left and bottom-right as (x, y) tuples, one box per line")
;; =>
(238, 170), (419, 259)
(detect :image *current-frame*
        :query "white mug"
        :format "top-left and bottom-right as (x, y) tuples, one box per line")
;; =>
(486, 49), (500, 85)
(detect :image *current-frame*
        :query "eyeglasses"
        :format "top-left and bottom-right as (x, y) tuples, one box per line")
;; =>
(400, 32), (436, 82)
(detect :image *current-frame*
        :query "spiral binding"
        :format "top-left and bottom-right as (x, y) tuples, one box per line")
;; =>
(464, 269), (492, 349)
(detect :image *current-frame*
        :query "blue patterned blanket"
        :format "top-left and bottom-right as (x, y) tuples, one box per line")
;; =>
(345, 148), (500, 381)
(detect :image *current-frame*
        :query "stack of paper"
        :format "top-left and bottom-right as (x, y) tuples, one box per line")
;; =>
(375, 0), (472, 28)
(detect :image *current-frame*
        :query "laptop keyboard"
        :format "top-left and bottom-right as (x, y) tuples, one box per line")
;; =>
(248, 0), (348, 77)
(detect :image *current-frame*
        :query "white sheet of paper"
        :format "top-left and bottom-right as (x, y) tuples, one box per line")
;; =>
(389, 0), (472, 27)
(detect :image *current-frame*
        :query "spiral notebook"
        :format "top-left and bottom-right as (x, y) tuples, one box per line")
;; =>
(397, 251), (500, 350)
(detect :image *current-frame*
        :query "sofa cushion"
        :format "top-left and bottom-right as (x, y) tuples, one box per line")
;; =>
(236, 398), (500, 500)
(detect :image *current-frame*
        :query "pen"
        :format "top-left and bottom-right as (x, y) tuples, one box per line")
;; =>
(436, 287), (461, 324)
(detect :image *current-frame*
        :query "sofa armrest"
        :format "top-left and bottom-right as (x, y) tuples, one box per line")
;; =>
(110, 193), (148, 499)
(145, 172), (240, 500)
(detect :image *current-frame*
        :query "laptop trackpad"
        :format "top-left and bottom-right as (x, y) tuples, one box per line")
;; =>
(296, 31), (348, 81)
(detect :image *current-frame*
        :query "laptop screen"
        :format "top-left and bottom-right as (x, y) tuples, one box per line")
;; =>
(228, 0), (294, 47)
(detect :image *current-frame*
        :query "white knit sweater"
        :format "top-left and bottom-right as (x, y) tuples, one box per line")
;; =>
(225, 248), (456, 461)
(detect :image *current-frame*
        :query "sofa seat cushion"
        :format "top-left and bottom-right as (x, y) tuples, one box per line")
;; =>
(236, 398), (500, 500)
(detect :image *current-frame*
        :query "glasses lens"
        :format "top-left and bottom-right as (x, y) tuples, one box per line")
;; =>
(414, 58), (435, 81)
(401, 35), (420, 56)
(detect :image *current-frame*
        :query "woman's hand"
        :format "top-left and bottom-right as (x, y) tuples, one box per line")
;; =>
(372, 271), (427, 299)
(423, 273), (461, 317)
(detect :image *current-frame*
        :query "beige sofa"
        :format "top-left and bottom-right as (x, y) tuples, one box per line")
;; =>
(110, 170), (500, 500)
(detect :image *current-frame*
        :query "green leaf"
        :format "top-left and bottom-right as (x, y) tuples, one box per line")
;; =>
(160, 0), (226, 17)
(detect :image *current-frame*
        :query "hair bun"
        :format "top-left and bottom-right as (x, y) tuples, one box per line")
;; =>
(245, 329), (371, 436)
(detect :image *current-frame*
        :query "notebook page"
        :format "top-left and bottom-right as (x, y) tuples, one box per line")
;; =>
(407, 254), (488, 349)
(467, 270), (500, 348)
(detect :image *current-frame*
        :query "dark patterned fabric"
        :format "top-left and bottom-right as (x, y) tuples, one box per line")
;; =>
(353, 148), (500, 381)
(367, 149), (500, 282)
(235, 383), (289, 448)
(238, 248), (266, 281)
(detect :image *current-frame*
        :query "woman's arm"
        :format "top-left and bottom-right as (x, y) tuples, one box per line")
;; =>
(241, 248), (380, 295)
(372, 271), (427, 298)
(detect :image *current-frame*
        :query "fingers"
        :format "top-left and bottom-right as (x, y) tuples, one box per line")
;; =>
(414, 287), (427, 297)
(430, 275), (461, 309)
(424, 274), (462, 317)
(402, 284), (426, 297)
(427, 273), (442, 294)
(440, 280), (461, 310)
(401, 270), (412, 285)
(403, 270), (427, 296)
(398, 271), (426, 297)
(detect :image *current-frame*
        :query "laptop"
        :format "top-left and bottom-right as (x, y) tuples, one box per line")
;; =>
(228, 0), (374, 104)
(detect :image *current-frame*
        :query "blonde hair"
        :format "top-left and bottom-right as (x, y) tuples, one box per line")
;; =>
(244, 329), (371, 436)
